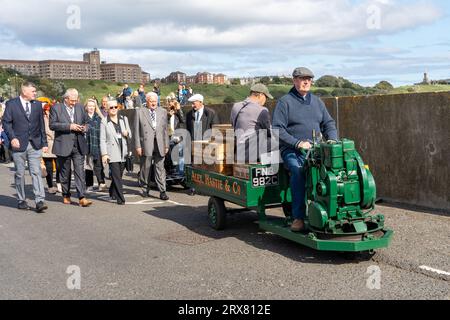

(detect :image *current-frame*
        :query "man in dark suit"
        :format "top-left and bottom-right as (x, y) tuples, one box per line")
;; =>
(134, 92), (170, 200)
(185, 94), (220, 196)
(1, 82), (48, 212)
(50, 88), (92, 207)
(185, 94), (220, 141)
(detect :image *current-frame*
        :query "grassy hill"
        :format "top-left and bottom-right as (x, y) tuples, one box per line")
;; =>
(53, 80), (294, 105)
(390, 84), (450, 94)
(0, 68), (449, 104)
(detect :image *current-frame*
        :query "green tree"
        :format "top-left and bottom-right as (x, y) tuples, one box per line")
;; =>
(259, 77), (271, 85)
(272, 76), (282, 84)
(315, 75), (340, 88)
(37, 79), (66, 99)
(374, 81), (394, 91)
(331, 88), (358, 97)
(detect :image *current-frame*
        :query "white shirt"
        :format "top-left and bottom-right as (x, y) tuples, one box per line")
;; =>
(64, 103), (75, 123)
(169, 114), (175, 134)
(194, 107), (204, 122)
(19, 96), (31, 114)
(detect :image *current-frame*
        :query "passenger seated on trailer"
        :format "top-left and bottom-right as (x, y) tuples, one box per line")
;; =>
(230, 84), (274, 164)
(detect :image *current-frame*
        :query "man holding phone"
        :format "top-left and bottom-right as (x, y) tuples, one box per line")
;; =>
(50, 88), (93, 207)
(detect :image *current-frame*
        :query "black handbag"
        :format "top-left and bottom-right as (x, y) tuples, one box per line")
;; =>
(125, 152), (134, 172)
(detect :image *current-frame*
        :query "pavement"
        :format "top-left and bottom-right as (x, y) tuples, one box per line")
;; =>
(0, 162), (448, 300)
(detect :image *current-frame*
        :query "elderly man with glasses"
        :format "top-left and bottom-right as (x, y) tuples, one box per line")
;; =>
(272, 67), (338, 232)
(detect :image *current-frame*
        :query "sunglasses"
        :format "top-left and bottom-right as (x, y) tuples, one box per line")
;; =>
(109, 106), (119, 110)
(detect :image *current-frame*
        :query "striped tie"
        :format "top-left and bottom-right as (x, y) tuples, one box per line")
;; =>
(150, 110), (156, 128)
(25, 102), (30, 119)
(68, 108), (74, 123)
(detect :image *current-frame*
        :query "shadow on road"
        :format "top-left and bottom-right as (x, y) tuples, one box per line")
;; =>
(143, 204), (369, 265)
(0, 195), (19, 209)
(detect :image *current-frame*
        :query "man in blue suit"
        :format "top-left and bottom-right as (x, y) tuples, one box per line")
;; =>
(2, 82), (48, 213)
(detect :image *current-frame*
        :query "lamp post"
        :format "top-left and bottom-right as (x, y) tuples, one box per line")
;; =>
(7, 78), (12, 99)
(14, 73), (18, 97)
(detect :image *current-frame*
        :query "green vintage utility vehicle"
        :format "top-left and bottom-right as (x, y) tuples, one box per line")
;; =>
(186, 137), (393, 253)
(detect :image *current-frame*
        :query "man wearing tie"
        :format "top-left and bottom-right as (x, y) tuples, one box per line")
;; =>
(185, 94), (220, 196)
(185, 94), (220, 142)
(134, 92), (170, 200)
(50, 88), (92, 207)
(1, 82), (48, 213)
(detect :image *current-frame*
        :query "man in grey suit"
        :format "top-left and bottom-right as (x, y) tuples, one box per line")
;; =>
(134, 92), (169, 200)
(50, 88), (92, 207)
(1, 82), (48, 213)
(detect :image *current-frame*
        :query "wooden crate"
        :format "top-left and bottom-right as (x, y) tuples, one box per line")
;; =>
(211, 124), (234, 143)
(192, 140), (210, 155)
(203, 162), (234, 176)
(203, 142), (227, 162)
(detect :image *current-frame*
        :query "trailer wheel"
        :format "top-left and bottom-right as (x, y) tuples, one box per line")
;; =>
(208, 197), (227, 230)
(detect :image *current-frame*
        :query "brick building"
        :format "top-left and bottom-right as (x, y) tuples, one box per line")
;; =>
(0, 49), (146, 83)
(165, 71), (187, 84)
(196, 72), (214, 84)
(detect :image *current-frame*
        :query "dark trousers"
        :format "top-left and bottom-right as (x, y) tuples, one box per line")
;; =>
(57, 144), (86, 199)
(85, 158), (105, 187)
(0, 144), (5, 161)
(109, 162), (125, 203)
(43, 157), (60, 188)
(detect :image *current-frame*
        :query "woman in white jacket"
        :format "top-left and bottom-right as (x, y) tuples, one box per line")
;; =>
(100, 99), (132, 205)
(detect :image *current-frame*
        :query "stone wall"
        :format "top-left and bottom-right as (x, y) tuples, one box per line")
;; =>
(123, 91), (450, 211)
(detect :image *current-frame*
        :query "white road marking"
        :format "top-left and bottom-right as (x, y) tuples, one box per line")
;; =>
(127, 201), (165, 205)
(97, 195), (177, 206)
(168, 200), (187, 206)
(419, 265), (450, 276)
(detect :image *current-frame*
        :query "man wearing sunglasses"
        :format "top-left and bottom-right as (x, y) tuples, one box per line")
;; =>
(272, 67), (337, 232)
(50, 88), (93, 207)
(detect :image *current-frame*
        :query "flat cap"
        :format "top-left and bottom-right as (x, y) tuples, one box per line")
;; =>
(250, 83), (273, 99)
(292, 67), (315, 78)
(188, 94), (204, 103)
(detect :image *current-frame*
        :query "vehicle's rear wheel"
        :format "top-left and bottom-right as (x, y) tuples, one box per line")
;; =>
(208, 197), (227, 230)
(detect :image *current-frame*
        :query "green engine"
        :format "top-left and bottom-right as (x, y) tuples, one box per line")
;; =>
(305, 138), (386, 236)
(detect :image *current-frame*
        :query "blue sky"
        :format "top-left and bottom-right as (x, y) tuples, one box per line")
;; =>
(0, 0), (448, 86)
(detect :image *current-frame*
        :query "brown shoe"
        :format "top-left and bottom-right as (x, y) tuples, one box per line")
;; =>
(63, 197), (71, 205)
(79, 198), (93, 207)
(291, 219), (305, 232)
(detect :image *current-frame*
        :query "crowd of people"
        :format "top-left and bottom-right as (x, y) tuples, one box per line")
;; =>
(1, 67), (338, 233)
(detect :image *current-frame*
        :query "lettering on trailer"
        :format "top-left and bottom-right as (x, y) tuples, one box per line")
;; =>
(191, 172), (242, 196)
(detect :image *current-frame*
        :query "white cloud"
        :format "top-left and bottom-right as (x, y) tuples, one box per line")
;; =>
(0, 0), (442, 49)
(0, 0), (446, 85)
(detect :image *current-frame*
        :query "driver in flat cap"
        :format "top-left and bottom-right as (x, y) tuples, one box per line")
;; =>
(272, 67), (338, 232)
